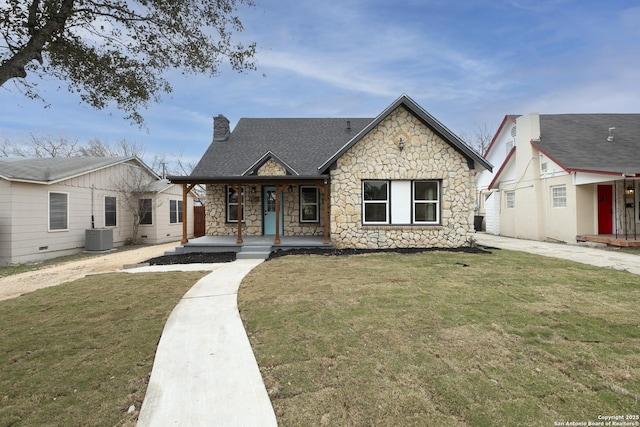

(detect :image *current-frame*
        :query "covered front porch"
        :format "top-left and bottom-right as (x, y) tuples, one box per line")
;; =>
(576, 234), (640, 248)
(169, 175), (332, 250)
(168, 235), (332, 259)
(575, 175), (638, 246)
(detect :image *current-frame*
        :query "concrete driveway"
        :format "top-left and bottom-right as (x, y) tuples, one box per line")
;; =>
(475, 233), (640, 275)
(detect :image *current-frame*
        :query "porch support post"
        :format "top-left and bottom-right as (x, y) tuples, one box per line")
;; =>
(181, 183), (194, 244)
(234, 185), (243, 244)
(274, 184), (287, 245)
(320, 182), (330, 244)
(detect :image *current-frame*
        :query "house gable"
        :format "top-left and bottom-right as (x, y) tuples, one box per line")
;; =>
(319, 94), (492, 174)
(483, 115), (519, 158)
(243, 151), (298, 176)
(488, 146), (516, 190)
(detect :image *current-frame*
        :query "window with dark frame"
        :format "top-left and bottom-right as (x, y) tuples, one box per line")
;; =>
(363, 180), (389, 224)
(139, 198), (153, 225)
(49, 192), (68, 231)
(300, 186), (319, 222)
(105, 196), (117, 227)
(413, 181), (440, 224)
(170, 200), (183, 224)
(226, 186), (245, 222)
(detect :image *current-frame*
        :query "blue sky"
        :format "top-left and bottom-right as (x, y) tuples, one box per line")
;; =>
(2, 0), (640, 169)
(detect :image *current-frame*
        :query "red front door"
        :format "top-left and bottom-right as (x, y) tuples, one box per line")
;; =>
(597, 185), (613, 234)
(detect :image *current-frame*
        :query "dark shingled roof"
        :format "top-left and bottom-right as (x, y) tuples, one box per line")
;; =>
(535, 114), (640, 175)
(191, 118), (373, 177)
(190, 95), (493, 180)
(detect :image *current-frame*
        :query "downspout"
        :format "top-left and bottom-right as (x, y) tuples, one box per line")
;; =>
(91, 184), (95, 229)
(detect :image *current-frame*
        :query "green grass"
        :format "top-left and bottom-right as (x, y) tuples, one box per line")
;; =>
(239, 249), (640, 426)
(0, 271), (206, 427)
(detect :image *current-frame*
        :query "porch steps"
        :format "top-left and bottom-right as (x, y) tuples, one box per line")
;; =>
(236, 245), (272, 260)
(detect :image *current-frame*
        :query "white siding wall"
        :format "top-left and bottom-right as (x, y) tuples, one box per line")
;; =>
(475, 121), (516, 219)
(0, 179), (12, 263)
(0, 160), (191, 266)
(476, 123), (516, 191)
(136, 187), (194, 245)
(485, 192), (500, 235)
(152, 186), (194, 244)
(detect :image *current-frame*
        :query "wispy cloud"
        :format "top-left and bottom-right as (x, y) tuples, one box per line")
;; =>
(2, 0), (640, 158)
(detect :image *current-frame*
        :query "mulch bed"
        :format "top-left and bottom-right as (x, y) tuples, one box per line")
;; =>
(144, 252), (237, 265)
(144, 246), (493, 265)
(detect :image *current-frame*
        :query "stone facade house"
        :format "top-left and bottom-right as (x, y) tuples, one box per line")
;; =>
(171, 95), (491, 249)
(475, 113), (640, 245)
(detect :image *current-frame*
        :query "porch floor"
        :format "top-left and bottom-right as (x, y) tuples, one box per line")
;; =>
(576, 234), (640, 247)
(168, 235), (332, 259)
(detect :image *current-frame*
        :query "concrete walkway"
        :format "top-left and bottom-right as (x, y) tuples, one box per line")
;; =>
(475, 233), (640, 275)
(135, 259), (278, 427)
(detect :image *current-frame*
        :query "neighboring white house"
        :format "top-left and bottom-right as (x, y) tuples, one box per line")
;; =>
(0, 156), (194, 266)
(475, 113), (640, 245)
(475, 115), (520, 235)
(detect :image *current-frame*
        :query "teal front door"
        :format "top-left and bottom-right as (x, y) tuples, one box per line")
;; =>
(263, 186), (283, 235)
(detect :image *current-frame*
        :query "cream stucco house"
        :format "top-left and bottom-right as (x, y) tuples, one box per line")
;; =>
(0, 156), (194, 265)
(475, 113), (640, 245)
(169, 94), (491, 251)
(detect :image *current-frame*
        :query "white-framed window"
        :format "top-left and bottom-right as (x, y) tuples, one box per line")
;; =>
(414, 181), (440, 224)
(362, 180), (389, 224)
(300, 186), (319, 222)
(362, 180), (441, 225)
(104, 196), (117, 227)
(226, 186), (245, 222)
(170, 200), (183, 224)
(552, 185), (567, 208)
(49, 192), (68, 231)
(506, 191), (515, 209)
(139, 198), (153, 225)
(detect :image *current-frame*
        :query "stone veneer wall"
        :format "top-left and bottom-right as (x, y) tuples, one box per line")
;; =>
(204, 156), (325, 236)
(257, 159), (286, 176)
(330, 106), (475, 249)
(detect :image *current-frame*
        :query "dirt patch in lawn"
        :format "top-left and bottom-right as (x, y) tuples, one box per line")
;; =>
(0, 242), (181, 301)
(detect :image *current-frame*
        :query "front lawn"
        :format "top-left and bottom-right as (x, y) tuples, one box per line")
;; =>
(0, 271), (206, 426)
(239, 249), (640, 426)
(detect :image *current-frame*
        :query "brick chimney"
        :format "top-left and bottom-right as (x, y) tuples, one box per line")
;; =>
(213, 114), (230, 142)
